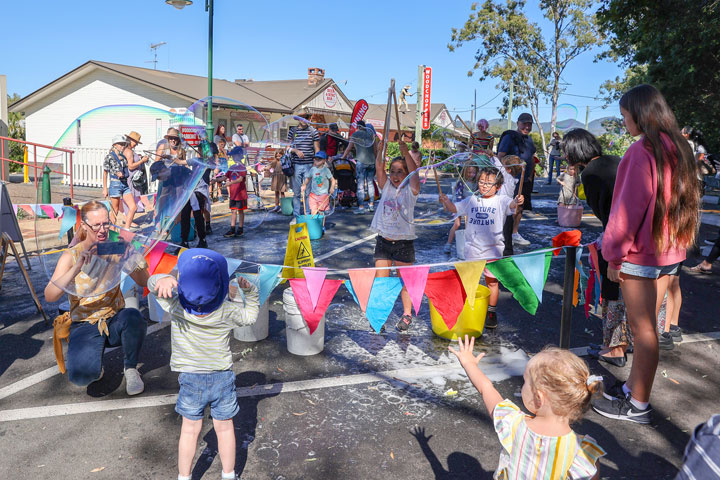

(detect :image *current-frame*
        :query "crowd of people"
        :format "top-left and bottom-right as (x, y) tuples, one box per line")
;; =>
(45, 83), (719, 479)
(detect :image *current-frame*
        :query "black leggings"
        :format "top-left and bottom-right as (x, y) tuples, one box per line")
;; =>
(181, 193), (206, 242)
(707, 236), (720, 264)
(502, 215), (514, 257)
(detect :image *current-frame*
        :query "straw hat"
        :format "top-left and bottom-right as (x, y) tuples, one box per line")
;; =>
(164, 127), (181, 139)
(124, 131), (142, 144)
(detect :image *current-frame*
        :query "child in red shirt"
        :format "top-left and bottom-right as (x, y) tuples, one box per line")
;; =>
(223, 164), (247, 237)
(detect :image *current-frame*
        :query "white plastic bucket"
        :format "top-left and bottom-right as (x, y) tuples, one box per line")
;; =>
(456, 229), (466, 260)
(282, 287), (325, 356)
(230, 278), (269, 342)
(147, 293), (170, 322)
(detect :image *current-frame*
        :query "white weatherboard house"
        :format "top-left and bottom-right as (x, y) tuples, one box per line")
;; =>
(10, 61), (354, 187)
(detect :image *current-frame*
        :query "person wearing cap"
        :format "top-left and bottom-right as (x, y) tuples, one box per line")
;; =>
(148, 248), (259, 480)
(341, 120), (378, 214)
(287, 112), (320, 217)
(123, 131), (150, 213)
(301, 151), (336, 225)
(497, 112), (536, 249)
(102, 135), (138, 229)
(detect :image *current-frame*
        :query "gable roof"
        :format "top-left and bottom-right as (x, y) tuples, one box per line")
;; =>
(10, 60), (347, 114)
(363, 102), (450, 130)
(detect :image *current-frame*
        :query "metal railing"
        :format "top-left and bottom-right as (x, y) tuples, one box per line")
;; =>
(0, 136), (74, 199)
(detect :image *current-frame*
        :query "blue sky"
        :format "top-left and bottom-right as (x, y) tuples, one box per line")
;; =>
(2, 0), (623, 123)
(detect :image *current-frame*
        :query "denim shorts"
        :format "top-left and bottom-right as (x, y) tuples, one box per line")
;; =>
(108, 179), (131, 198)
(620, 261), (680, 279)
(176, 370), (239, 421)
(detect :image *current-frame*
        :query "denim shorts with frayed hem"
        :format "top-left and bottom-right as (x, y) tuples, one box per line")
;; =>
(175, 370), (239, 421)
(108, 179), (131, 198)
(620, 261), (680, 279)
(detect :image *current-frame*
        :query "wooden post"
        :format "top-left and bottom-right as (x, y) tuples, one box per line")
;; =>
(392, 89), (403, 142)
(559, 246), (577, 348)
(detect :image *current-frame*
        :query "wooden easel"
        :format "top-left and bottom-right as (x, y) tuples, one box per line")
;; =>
(0, 232), (48, 323)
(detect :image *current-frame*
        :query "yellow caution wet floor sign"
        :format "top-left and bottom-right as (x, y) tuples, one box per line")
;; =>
(282, 222), (315, 279)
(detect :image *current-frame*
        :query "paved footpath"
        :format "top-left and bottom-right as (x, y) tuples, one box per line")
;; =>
(1, 179), (719, 479)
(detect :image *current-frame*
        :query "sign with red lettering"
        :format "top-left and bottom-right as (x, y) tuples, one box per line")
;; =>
(422, 67), (432, 130)
(323, 86), (338, 108)
(179, 125), (205, 147)
(349, 99), (369, 135)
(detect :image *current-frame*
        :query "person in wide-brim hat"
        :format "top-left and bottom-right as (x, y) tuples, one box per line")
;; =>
(125, 131), (143, 145)
(164, 127), (181, 140)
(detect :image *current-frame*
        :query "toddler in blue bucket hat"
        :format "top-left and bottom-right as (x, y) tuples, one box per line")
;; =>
(148, 248), (258, 480)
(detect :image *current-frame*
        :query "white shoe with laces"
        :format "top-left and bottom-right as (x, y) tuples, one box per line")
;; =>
(124, 368), (144, 396)
(512, 233), (531, 246)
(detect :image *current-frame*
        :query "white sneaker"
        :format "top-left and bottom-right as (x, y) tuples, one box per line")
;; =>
(512, 233), (530, 246)
(124, 368), (144, 396)
(354, 207), (366, 215)
(289, 218), (297, 225)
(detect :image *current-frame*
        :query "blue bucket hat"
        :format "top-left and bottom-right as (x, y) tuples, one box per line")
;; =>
(313, 151), (327, 160)
(177, 248), (229, 315)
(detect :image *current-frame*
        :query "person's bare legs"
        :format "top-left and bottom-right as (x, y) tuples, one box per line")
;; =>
(122, 192), (137, 229)
(623, 274), (669, 403)
(512, 206), (523, 234)
(486, 277), (499, 307)
(447, 217), (461, 245)
(213, 418), (236, 476)
(665, 275), (681, 331)
(178, 418), (202, 477)
(110, 197), (121, 226)
(376, 259), (412, 316)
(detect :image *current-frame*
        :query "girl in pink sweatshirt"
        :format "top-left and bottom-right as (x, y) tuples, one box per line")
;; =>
(592, 84), (699, 425)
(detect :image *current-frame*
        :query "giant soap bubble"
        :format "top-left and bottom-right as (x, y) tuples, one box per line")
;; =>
(262, 115), (376, 154)
(36, 98), (270, 296)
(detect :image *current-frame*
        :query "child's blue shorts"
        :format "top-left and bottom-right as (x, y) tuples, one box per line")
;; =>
(175, 370), (239, 421)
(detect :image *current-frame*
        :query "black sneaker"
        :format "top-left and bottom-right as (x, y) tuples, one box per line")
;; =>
(485, 311), (498, 329)
(197, 238), (208, 249)
(669, 325), (683, 342)
(602, 379), (626, 401)
(235, 227), (244, 237)
(205, 222), (212, 235)
(180, 241), (190, 248)
(223, 229), (236, 238)
(396, 314), (413, 332)
(659, 331), (675, 350)
(592, 395), (652, 424)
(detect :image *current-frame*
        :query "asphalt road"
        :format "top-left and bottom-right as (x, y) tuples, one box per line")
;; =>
(1, 178), (719, 479)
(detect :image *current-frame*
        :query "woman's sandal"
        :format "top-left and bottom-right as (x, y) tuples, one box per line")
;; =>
(689, 264), (712, 274)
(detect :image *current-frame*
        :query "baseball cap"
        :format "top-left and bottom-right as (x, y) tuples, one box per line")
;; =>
(517, 113), (533, 123)
(177, 248), (229, 315)
(314, 151), (328, 160)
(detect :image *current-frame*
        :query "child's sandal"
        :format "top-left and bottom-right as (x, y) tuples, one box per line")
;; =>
(396, 314), (413, 332)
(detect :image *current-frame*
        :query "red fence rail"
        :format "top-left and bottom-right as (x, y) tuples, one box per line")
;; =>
(0, 136), (74, 199)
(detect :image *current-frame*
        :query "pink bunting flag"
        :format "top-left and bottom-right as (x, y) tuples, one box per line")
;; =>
(40, 205), (56, 219)
(348, 268), (376, 313)
(399, 265), (429, 316)
(289, 278), (343, 334)
(146, 241), (168, 275)
(302, 267), (328, 310)
(20, 205), (35, 217)
(118, 229), (136, 243)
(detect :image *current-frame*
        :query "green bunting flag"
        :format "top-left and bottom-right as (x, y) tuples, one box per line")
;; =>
(486, 251), (553, 315)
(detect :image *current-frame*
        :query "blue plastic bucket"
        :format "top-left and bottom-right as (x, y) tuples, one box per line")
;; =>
(295, 214), (324, 240)
(280, 196), (294, 215)
(170, 217), (195, 243)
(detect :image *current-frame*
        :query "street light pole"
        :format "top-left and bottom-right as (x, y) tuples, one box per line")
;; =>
(166, 0), (214, 140)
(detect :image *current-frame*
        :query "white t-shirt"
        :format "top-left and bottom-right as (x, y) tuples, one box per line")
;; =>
(232, 133), (249, 147)
(455, 194), (514, 260)
(493, 156), (518, 206)
(370, 181), (418, 240)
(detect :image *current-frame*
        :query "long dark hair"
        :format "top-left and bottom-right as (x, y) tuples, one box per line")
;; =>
(561, 129), (603, 165)
(619, 84), (699, 252)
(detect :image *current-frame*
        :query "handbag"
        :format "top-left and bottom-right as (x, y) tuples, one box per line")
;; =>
(281, 149), (294, 176)
(132, 167), (148, 194)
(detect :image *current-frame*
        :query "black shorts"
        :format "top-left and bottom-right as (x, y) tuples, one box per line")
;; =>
(230, 199), (247, 211)
(374, 236), (415, 264)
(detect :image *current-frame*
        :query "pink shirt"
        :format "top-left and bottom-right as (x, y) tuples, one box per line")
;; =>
(603, 134), (686, 270)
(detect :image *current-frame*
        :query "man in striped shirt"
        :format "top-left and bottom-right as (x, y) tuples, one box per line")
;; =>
(288, 113), (320, 217)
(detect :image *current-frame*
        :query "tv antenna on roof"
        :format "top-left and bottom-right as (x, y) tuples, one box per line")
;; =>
(146, 42), (167, 70)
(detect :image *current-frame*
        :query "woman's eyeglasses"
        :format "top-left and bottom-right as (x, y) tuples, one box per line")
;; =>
(84, 221), (111, 232)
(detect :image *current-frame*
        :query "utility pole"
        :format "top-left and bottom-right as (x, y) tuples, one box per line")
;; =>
(472, 89), (476, 128)
(507, 81), (514, 131)
(585, 105), (590, 129)
(415, 65), (424, 144)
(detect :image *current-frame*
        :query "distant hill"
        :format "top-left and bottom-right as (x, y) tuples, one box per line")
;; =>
(485, 116), (619, 136)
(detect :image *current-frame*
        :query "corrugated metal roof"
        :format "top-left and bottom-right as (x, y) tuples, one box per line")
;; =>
(363, 102), (449, 130)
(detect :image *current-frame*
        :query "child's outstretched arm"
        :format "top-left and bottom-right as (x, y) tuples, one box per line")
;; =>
(399, 142), (420, 195)
(449, 335), (503, 416)
(438, 194), (458, 213)
(228, 276), (260, 327)
(375, 137), (388, 189)
(148, 273), (179, 313)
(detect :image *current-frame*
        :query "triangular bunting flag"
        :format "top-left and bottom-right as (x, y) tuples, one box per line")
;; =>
(289, 278), (343, 334)
(258, 264), (283, 306)
(365, 277), (402, 333)
(512, 253), (547, 303)
(454, 261), (487, 310)
(424, 270), (467, 330)
(143, 251), (179, 297)
(486, 252), (553, 315)
(20, 205), (35, 217)
(51, 204), (64, 217)
(40, 205), (56, 218)
(347, 268), (375, 313)
(118, 229), (136, 243)
(58, 206), (77, 240)
(399, 266), (430, 316)
(226, 258), (244, 277)
(146, 241), (168, 276)
(12, 204), (18, 216)
(303, 267), (328, 310)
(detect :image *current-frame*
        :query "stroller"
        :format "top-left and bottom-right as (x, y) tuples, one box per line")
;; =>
(331, 156), (358, 207)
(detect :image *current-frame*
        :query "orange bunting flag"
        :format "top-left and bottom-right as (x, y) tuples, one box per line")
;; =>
(552, 230), (582, 256)
(347, 268), (376, 313)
